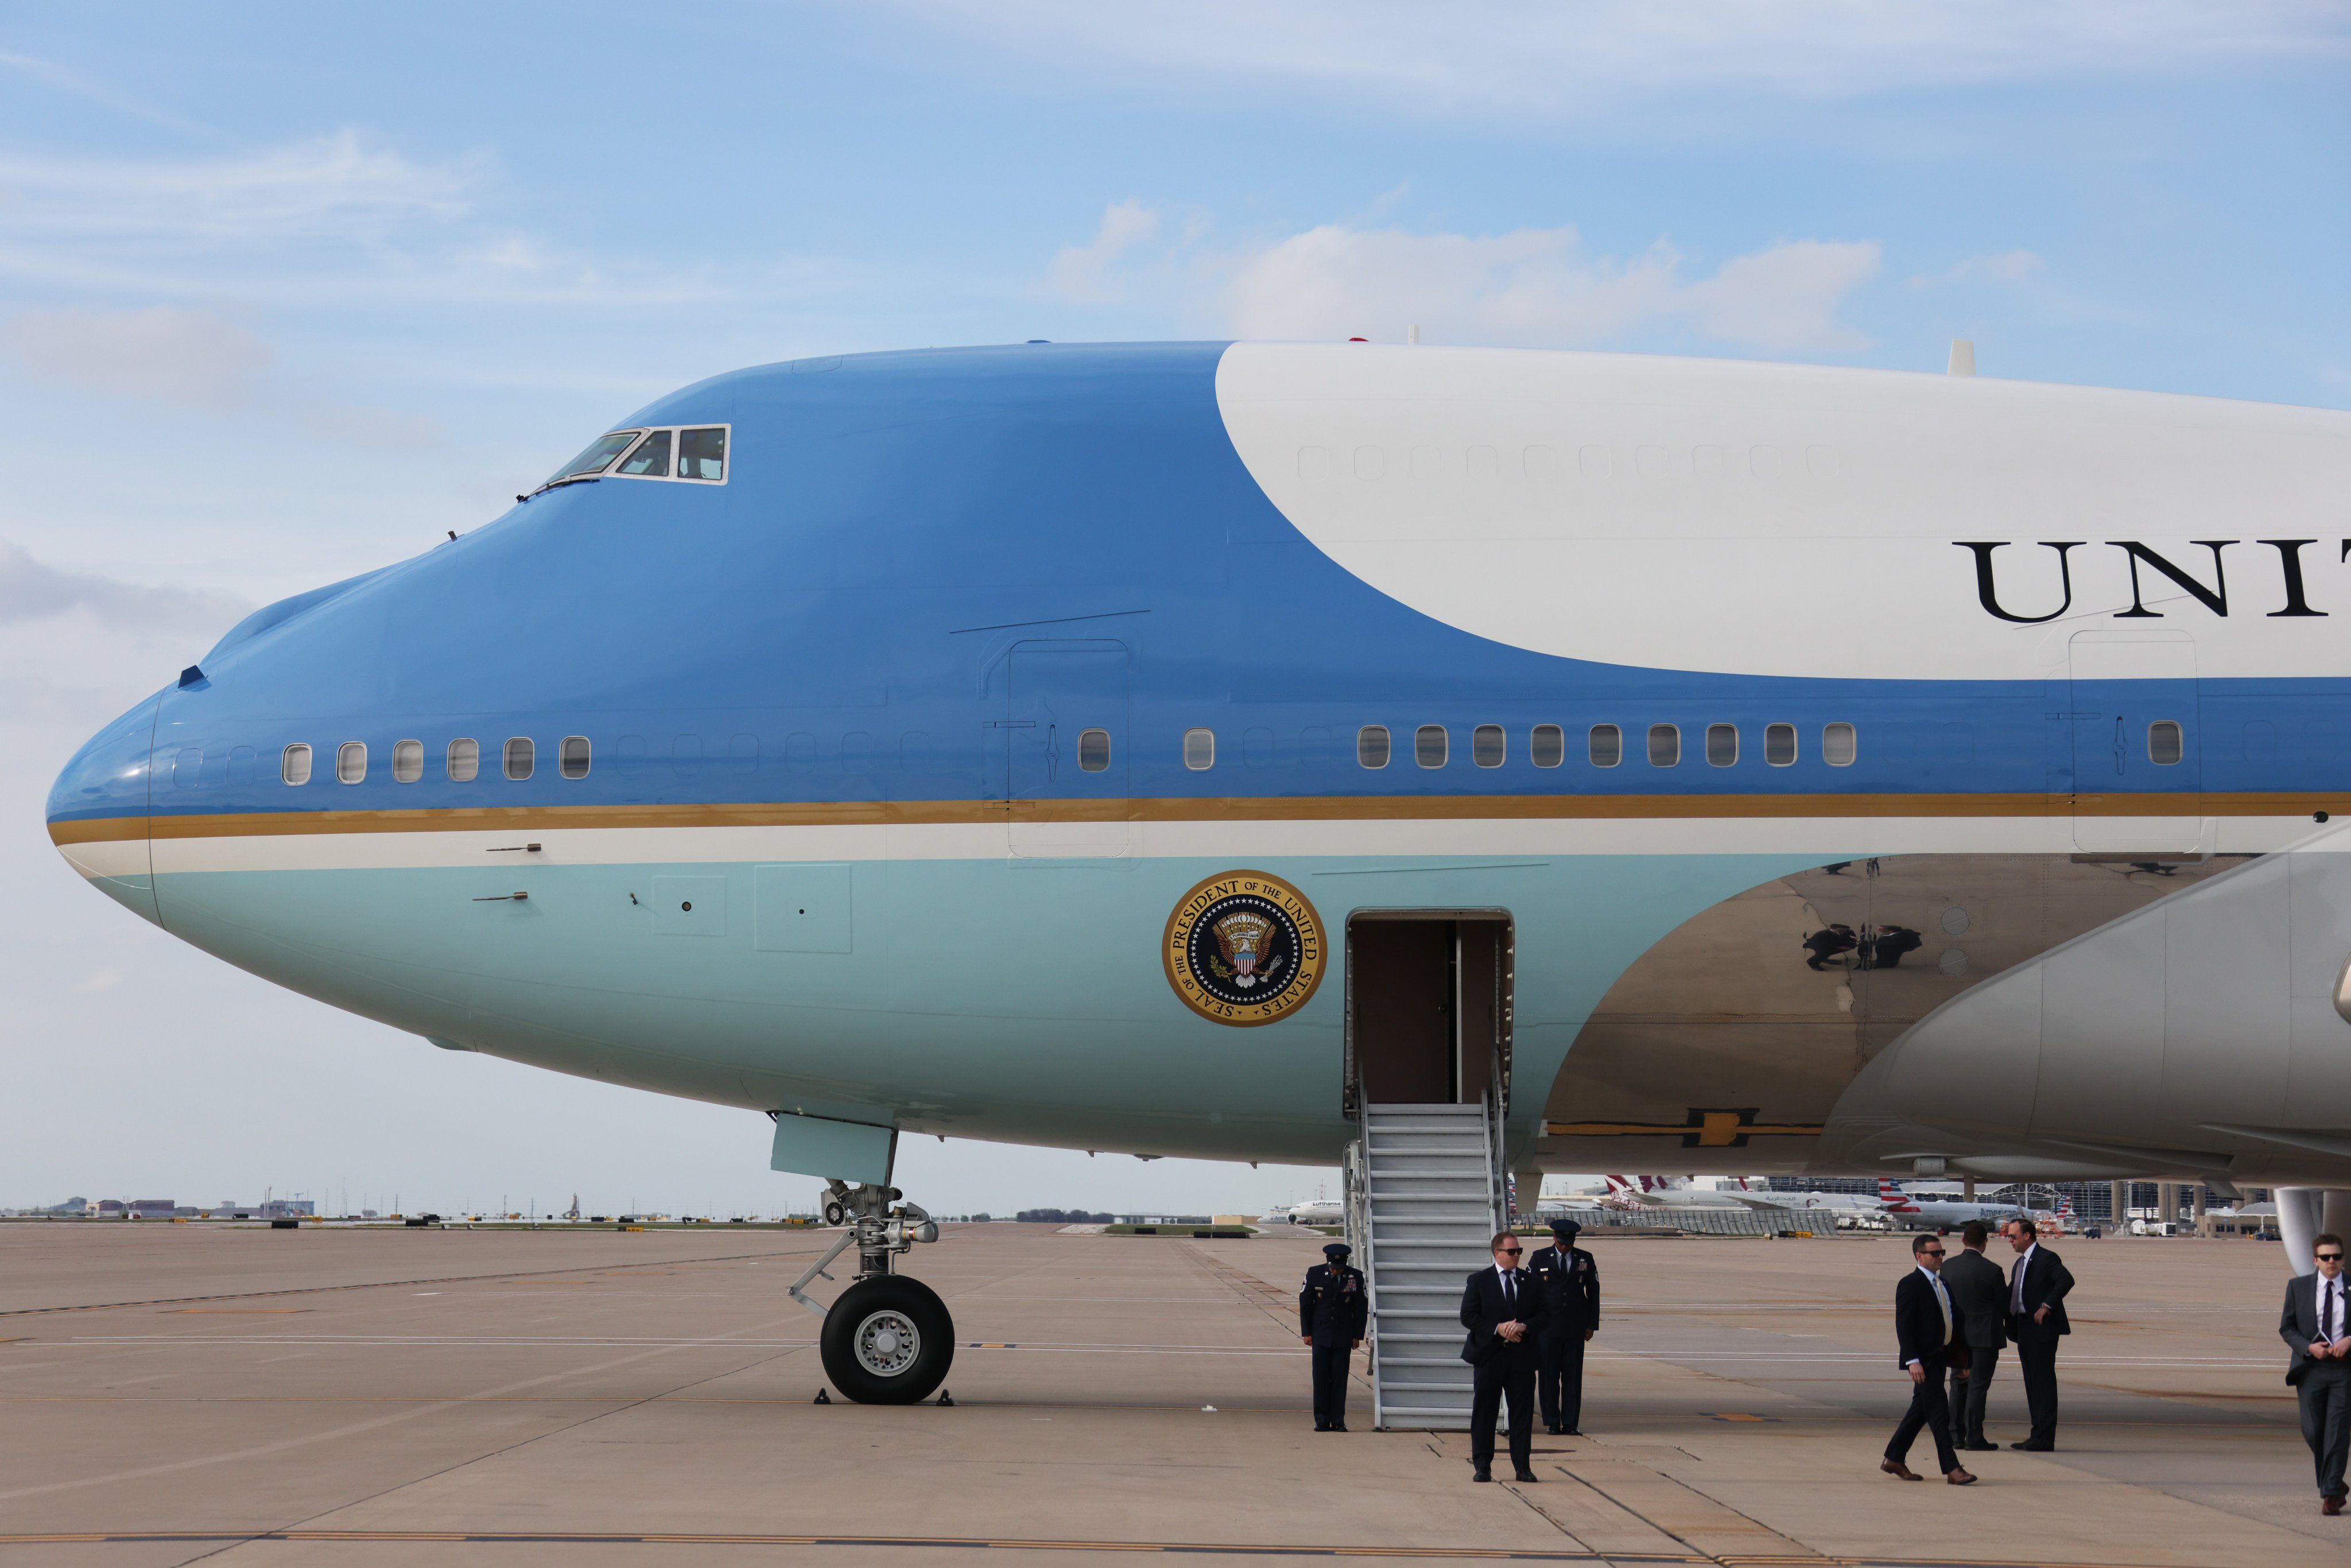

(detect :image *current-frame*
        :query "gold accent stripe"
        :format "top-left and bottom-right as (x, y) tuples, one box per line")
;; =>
(1545, 1121), (1825, 1139)
(0, 1531), (1675, 1559)
(46, 790), (2345, 848)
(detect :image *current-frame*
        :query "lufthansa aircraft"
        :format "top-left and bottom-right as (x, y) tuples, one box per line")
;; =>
(45, 340), (2351, 1400)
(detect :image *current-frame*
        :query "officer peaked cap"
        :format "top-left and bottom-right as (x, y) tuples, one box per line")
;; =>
(1322, 1242), (1352, 1258)
(1550, 1218), (1582, 1239)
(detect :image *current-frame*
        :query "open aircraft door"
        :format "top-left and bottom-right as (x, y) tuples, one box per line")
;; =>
(2065, 630), (2203, 855)
(1002, 640), (1131, 858)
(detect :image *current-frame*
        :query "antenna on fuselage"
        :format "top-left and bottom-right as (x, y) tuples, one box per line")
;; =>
(1947, 338), (1976, 377)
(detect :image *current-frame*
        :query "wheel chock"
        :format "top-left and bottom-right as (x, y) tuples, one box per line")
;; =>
(937, 1389), (954, 1406)
(814, 1388), (831, 1404)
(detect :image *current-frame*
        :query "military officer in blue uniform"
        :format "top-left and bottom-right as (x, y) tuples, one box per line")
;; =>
(1526, 1218), (1600, 1434)
(1299, 1241), (1369, 1431)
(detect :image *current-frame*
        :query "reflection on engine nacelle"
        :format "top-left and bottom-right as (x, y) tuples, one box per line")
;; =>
(1532, 845), (2351, 1183)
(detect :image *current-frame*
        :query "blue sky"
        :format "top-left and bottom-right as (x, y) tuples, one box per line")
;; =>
(2, 2), (2346, 1213)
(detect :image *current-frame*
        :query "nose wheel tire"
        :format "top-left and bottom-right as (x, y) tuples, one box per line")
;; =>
(818, 1275), (954, 1404)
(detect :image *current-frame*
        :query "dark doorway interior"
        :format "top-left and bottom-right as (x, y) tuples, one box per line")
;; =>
(1347, 915), (1511, 1113)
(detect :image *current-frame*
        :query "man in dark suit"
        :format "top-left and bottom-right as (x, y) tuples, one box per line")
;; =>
(2001, 1217), (2075, 1450)
(2280, 1231), (2351, 1514)
(1298, 1241), (1369, 1432)
(1460, 1231), (1546, 1484)
(1939, 1220), (2007, 1451)
(1882, 1233), (1977, 1485)
(1526, 1218), (1599, 1435)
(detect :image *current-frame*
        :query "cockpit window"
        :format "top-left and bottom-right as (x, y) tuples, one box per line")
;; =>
(617, 429), (672, 477)
(543, 429), (642, 488)
(678, 427), (726, 480)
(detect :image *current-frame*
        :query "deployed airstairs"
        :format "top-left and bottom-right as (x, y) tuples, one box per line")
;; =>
(1348, 1095), (1509, 1430)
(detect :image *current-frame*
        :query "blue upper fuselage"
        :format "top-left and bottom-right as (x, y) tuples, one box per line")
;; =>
(52, 340), (2282, 832)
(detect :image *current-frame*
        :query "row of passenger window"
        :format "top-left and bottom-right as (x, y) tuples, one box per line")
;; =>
(253, 718), (2194, 787)
(278, 736), (589, 786)
(1179, 722), (1862, 770)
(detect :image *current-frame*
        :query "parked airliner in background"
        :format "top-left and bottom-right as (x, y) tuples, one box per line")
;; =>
(1873, 1178), (2030, 1229)
(47, 339), (2351, 1400)
(1601, 1175), (1879, 1217)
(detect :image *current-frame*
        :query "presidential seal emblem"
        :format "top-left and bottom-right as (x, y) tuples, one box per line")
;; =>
(1162, 870), (1326, 1026)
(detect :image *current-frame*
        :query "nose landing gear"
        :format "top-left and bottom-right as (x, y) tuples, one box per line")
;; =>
(793, 1178), (951, 1404)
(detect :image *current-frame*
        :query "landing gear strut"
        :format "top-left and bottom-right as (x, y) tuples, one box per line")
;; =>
(793, 1178), (951, 1404)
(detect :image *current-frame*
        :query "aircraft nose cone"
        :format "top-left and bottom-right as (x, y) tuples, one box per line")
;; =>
(48, 693), (162, 925)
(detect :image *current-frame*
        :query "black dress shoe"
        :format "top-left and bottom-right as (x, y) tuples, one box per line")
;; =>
(1546, 1424), (1566, 1435)
(1472, 1467), (1493, 1483)
(2009, 1440), (2054, 1451)
(1562, 1428), (1583, 1437)
(1965, 1441), (1999, 1451)
(1514, 1468), (1539, 1482)
(1313, 1423), (1329, 1432)
(1330, 1423), (1348, 1433)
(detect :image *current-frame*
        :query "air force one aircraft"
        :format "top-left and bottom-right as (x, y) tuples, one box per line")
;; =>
(45, 340), (2351, 1402)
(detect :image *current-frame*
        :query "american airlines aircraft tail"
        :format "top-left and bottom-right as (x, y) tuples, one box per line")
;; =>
(46, 339), (2351, 1399)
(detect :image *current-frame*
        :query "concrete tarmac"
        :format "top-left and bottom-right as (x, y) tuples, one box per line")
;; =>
(0, 1222), (2338, 1566)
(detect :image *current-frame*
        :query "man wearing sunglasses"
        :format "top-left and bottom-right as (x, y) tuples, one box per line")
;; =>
(1883, 1233), (1977, 1485)
(1460, 1231), (1547, 1484)
(2282, 1231), (2351, 1515)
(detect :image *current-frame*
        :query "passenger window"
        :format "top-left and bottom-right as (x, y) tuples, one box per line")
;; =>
(503, 737), (534, 781)
(1648, 724), (1680, 767)
(1530, 724), (1564, 768)
(281, 743), (312, 785)
(447, 738), (479, 782)
(1183, 728), (1215, 770)
(1588, 724), (1621, 767)
(560, 736), (591, 779)
(336, 742), (367, 785)
(1415, 725), (1448, 768)
(1823, 722), (1857, 767)
(545, 429), (642, 486)
(2148, 720), (2184, 766)
(1473, 724), (1505, 767)
(678, 426), (727, 481)
(393, 739), (424, 783)
(1357, 725), (1390, 769)
(1764, 723), (1797, 766)
(1705, 723), (1737, 766)
(618, 429), (672, 478)
(1078, 728), (1111, 772)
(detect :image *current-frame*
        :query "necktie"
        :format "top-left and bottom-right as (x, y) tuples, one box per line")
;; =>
(1503, 1270), (1515, 1305)
(2326, 1282), (2336, 1343)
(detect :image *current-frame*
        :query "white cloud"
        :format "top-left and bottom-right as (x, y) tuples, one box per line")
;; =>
(0, 129), (473, 247)
(1047, 199), (1161, 302)
(1907, 249), (2046, 288)
(0, 49), (228, 142)
(882, 1), (2350, 115)
(3, 306), (274, 406)
(0, 131), (742, 311)
(1219, 224), (1880, 351)
(0, 537), (249, 633)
